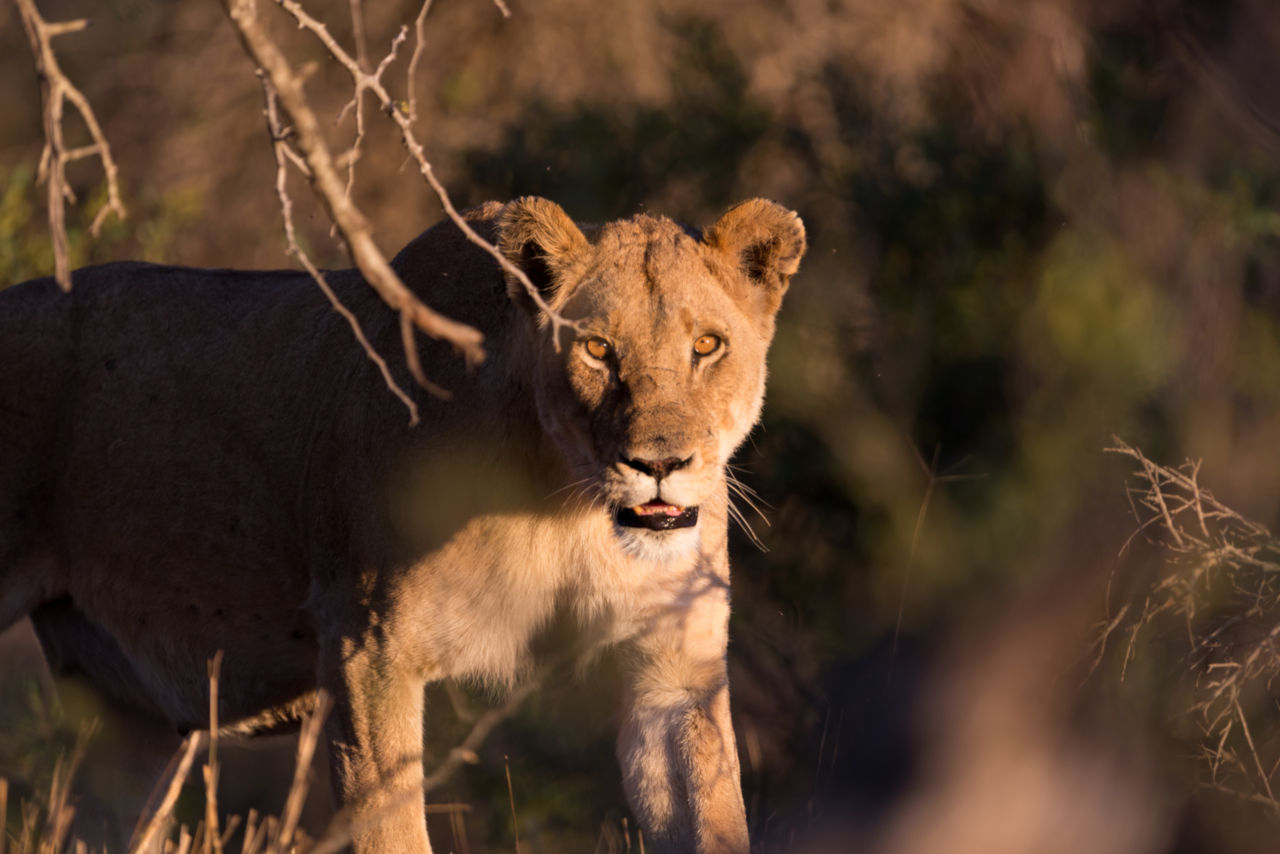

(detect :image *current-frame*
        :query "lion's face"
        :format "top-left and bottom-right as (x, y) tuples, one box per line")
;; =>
(498, 199), (805, 560)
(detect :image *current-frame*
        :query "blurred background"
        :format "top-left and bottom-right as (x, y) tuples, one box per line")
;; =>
(3, 0), (1280, 851)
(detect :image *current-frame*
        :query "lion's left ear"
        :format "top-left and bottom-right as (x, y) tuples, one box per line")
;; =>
(497, 197), (590, 314)
(703, 199), (806, 317)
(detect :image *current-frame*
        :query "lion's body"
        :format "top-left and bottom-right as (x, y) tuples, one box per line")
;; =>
(0, 199), (804, 854)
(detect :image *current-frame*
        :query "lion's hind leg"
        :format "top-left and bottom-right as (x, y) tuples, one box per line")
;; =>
(0, 510), (61, 635)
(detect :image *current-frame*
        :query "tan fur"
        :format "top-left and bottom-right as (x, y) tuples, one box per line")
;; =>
(0, 197), (805, 854)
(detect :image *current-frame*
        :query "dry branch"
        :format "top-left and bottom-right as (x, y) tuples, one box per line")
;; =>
(131, 732), (207, 854)
(272, 693), (331, 854)
(1103, 438), (1280, 812)
(256, 72), (429, 419)
(223, 0), (486, 408)
(15, 0), (126, 292)
(225, 0), (584, 421)
(203, 653), (224, 854)
(405, 0), (436, 124)
(422, 664), (551, 795)
(269, 0), (579, 346)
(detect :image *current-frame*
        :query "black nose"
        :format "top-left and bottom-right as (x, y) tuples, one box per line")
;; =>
(621, 455), (692, 480)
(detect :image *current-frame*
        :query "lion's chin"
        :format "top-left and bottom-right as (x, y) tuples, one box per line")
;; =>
(614, 502), (699, 531)
(615, 529), (701, 563)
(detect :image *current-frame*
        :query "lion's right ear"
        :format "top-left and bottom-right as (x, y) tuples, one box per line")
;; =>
(497, 197), (589, 313)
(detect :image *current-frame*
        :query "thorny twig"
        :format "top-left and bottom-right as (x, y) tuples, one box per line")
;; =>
(226, 0), (581, 421)
(347, 0), (368, 71)
(406, 0), (436, 124)
(890, 442), (987, 674)
(270, 0), (579, 346)
(224, 0), (486, 417)
(422, 660), (556, 794)
(15, 0), (126, 292)
(406, 0), (508, 121)
(333, 0), (400, 207)
(257, 73), (430, 418)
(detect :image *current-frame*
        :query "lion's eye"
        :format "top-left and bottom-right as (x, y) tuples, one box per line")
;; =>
(693, 334), (721, 357)
(584, 337), (612, 360)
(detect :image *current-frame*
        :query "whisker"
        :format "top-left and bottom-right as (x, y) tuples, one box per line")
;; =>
(726, 476), (772, 526)
(726, 469), (770, 502)
(728, 478), (769, 506)
(553, 477), (589, 514)
(546, 476), (591, 501)
(731, 493), (771, 526)
(568, 480), (604, 516)
(726, 498), (768, 552)
(566, 483), (591, 514)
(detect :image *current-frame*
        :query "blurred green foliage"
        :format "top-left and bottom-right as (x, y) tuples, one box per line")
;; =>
(0, 166), (201, 289)
(466, 16), (768, 219)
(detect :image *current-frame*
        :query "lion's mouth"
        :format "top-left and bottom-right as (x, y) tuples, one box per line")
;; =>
(615, 500), (699, 531)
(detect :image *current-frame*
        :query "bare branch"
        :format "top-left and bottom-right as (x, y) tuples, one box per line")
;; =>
(1104, 438), (1280, 810)
(272, 0), (580, 346)
(224, 0), (486, 399)
(422, 663), (553, 795)
(334, 13), (406, 210)
(347, 0), (369, 71)
(406, 1), (436, 124)
(203, 652), (224, 854)
(273, 693), (332, 853)
(257, 72), (427, 422)
(15, 0), (126, 291)
(130, 732), (207, 854)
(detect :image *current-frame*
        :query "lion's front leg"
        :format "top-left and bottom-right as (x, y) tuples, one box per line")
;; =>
(320, 638), (432, 854)
(617, 582), (749, 854)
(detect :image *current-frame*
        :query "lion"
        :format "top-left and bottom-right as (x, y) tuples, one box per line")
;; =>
(0, 196), (805, 854)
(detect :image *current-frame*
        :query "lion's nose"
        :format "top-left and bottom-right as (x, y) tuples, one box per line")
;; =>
(620, 455), (692, 481)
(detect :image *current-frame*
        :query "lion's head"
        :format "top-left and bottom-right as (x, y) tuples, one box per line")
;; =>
(497, 198), (805, 559)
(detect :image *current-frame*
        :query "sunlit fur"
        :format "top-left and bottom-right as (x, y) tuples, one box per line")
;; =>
(0, 197), (804, 854)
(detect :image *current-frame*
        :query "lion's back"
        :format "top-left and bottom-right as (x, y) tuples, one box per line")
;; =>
(0, 263), (344, 500)
(0, 275), (75, 597)
(0, 275), (73, 487)
(0, 263), (371, 724)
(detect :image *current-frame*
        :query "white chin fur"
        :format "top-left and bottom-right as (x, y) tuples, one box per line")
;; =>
(614, 524), (701, 563)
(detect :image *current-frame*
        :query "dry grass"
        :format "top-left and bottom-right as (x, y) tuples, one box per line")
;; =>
(5, 668), (349, 854)
(0, 646), (555, 854)
(1100, 438), (1280, 812)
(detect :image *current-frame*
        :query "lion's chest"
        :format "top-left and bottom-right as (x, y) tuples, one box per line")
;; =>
(388, 509), (699, 684)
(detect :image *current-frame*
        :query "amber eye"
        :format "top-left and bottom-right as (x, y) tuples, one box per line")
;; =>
(693, 334), (722, 357)
(584, 337), (612, 360)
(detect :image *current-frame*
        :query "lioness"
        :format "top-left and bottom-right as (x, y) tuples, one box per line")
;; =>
(0, 197), (805, 853)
